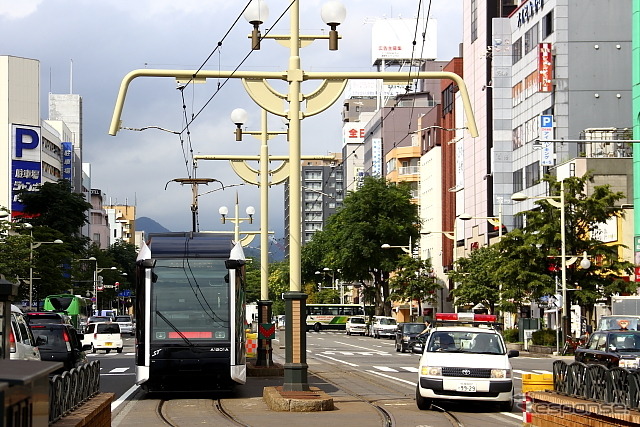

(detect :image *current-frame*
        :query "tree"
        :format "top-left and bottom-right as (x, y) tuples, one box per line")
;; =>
(268, 260), (290, 315)
(448, 246), (503, 314)
(388, 255), (440, 320)
(301, 176), (420, 316)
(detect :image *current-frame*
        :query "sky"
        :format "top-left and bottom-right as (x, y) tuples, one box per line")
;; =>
(0, 0), (462, 243)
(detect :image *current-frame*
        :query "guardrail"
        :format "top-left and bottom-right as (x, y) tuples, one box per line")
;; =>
(553, 360), (640, 409)
(49, 360), (101, 423)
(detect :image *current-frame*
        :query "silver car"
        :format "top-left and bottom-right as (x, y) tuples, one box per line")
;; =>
(114, 315), (134, 335)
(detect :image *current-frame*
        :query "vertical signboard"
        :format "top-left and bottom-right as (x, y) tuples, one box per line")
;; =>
(635, 237), (640, 282)
(538, 43), (553, 92)
(11, 124), (42, 214)
(62, 142), (73, 181)
(540, 115), (554, 166)
(371, 138), (382, 177)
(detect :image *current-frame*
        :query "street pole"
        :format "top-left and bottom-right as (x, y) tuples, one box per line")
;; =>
(560, 180), (569, 338)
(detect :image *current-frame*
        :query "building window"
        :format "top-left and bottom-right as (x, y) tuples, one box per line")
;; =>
(471, 0), (478, 42)
(525, 162), (540, 188)
(512, 125), (523, 150)
(513, 169), (523, 193)
(512, 37), (522, 64)
(524, 24), (538, 54)
(512, 81), (524, 107)
(542, 11), (553, 39)
(304, 170), (322, 180)
(442, 83), (455, 116)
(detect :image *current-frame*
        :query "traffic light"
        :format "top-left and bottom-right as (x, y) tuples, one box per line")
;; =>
(97, 275), (103, 289)
(115, 281), (120, 289)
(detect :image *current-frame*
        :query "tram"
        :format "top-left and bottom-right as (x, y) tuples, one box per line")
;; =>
(135, 232), (247, 392)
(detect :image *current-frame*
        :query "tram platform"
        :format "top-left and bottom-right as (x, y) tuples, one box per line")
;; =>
(111, 343), (383, 427)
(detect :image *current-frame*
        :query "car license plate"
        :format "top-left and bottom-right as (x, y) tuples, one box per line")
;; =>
(105, 342), (112, 346)
(456, 382), (476, 392)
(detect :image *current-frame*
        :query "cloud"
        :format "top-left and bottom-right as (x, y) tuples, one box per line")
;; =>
(0, 0), (43, 19)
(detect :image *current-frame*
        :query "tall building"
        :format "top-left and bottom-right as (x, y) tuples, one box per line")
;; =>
(89, 189), (110, 249)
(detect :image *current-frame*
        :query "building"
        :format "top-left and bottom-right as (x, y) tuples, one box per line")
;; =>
(104, 204), (136, 245)
(89, 188), (110, 249)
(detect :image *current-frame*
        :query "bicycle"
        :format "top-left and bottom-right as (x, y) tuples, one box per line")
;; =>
(561, 335), (585, 356)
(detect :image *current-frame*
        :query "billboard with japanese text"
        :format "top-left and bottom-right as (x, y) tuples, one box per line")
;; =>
(11, 124), (42, 214)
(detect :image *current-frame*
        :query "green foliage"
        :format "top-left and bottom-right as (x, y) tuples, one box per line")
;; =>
(301, 176), (419, 315)
(244, 257), (261, 303)
(502, 328), (520, 343)
(268, 260), (290, 315)
(531, 328), (557, 346)
(448, 246), (502, 313)
(388, 254), (439, 317)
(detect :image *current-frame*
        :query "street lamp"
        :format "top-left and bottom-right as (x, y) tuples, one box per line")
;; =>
(512, 181), (589, 338)
(219, 193), (255, 245)
(381, 237), (414, 256)
(25, 223), (63, 309)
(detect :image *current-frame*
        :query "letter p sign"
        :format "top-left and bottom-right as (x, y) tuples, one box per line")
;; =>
(15, 127), (40, 158)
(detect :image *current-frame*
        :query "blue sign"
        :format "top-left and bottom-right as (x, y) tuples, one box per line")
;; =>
(62, 142), (73, 181)
(540, 115), (553, 128)
(14, 127), (39, 158)
(12, 160), (41, 212)
(118, 290), (132, 297)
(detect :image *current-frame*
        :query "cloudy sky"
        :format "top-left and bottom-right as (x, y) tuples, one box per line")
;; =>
(0, 0), (462, 242)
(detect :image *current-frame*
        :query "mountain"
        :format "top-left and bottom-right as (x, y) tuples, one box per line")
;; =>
(136, 217), (171, 234)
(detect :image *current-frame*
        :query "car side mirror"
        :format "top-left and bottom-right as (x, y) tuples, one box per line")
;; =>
(36, 335), (48, 346)
(82, 344), (92, 352)
(412, 342), (424, 354)
(508, 350), (519, 358)
(77, 333), (84, 341)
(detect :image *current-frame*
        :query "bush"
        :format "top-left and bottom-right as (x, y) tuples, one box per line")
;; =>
(531, 328), (557, 346)
(502, 328), (520, 343)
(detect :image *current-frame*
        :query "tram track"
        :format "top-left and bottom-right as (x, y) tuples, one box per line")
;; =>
(311, 359), (465, 427)
(156, 398), (250, 427)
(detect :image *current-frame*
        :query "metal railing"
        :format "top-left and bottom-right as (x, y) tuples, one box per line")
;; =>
(49, 360), (101, 423)
(553, 360), (640, 409)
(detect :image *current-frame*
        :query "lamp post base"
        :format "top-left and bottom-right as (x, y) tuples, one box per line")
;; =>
(282, 291), (309, 391)
(256, 300), (273, 367)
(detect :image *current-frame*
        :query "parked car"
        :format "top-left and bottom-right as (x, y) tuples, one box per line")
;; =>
(414, 313), (518, 412)
(395, 322), (427, 353)
(369, 316), (397, 339)
(29, 323), (90, 374)
(113, 315), (134, 335)
(575, 329), (640, 369)
(82, 322), (124, 354)
(345, 316), (367, 336)
(3, 304), (42, 361)
(26, 311), (72, 325)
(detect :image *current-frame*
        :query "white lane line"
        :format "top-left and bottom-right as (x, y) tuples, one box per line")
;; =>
(373, 366), (398, 372)
(501, 411), (522, 420)
(401, 366), (419, 373)
(315, 353), (359, 367)
(111, 384), (139, 411)
(110, 367), (130, 373)
(365, 370), (416, 386)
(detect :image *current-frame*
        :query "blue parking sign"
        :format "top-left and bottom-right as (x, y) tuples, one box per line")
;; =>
(540, 115), (553, 128)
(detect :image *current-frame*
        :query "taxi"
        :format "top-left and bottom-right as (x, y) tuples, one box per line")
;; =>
(414, 313), (518, 412)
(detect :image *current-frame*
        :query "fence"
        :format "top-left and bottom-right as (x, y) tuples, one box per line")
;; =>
(553, 360), (640, 409)
(49, 360), (101, 424)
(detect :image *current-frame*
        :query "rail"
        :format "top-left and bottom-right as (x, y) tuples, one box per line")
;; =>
(553, 360), (640, 409)
(49, 360), (101, 423)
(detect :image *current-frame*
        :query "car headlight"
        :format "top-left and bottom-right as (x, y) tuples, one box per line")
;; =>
(402, 336), (410, 342)
(420, 366), (442, 376)
(491, 369), (510, 379)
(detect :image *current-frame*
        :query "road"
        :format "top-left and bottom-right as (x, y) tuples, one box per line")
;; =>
(97, 330), (565, 424)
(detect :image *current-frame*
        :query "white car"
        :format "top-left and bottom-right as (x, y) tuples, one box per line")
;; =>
(113, 315), (134, 335)
(5, 305), (41, 361)
(345, 316), (367, 335)
(414, 313), (518, 412)
(82, 322), (123, 354)
(370, 316), (397, 339)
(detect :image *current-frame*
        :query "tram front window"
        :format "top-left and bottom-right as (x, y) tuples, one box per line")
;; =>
(151, 259), (230, 341)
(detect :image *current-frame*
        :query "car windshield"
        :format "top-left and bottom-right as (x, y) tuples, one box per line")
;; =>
(349, 318), (365, 324)
(96, 324), (120, 334)
(379, 318), (396, 325)
(427, 331), (504, 354)
(115, 316), (131, 322)
(403, 324), (425, 334)
(89, 317), (111, 323)
(608, 333), (640, 351)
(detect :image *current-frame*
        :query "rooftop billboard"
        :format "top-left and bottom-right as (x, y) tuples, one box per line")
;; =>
(372, 18), (437, 65)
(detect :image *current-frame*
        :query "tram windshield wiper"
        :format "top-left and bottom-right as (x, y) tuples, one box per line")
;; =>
(155, 310), (194, 347)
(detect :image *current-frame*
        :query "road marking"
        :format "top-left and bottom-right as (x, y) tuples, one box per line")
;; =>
(401, 366), (419, 373)
(315, 353), (359, 367)
(110, 367), (129, 373)
(334, 341), (390, 353)
(365, 370), (416, 386)
(373, 366), (398, 372)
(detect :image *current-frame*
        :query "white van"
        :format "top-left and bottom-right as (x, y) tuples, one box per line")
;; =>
(414, 313), (518, 412)
(4, 304), (42, 361)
